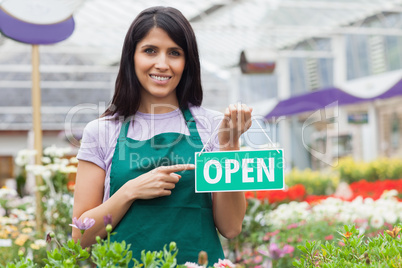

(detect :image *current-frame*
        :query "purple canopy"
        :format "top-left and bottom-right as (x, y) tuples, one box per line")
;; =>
(0, 8), (75, 45)
(265, 79), (402, 119)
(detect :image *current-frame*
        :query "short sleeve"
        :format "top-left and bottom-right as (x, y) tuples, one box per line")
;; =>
(76, 120), (107, 170)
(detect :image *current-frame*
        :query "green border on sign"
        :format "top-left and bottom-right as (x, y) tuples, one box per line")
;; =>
(195, 149), (284, 192)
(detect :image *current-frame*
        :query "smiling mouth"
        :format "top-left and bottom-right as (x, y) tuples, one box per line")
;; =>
(150, 74), (171, 81)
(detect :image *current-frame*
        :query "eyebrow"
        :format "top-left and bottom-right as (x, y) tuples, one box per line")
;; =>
(140, 44), (183, 50)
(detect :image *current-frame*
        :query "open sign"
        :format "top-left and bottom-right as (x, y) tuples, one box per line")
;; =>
(195, 149), (284, 192)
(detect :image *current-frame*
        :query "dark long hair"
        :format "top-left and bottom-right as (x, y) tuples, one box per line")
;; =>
(102, 6), (203, 118)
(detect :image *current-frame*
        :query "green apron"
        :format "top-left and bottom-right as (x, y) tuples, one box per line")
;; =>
(109, 109), (224, 265)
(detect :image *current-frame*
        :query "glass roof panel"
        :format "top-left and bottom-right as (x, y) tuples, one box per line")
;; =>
(1, 0), (402, 69)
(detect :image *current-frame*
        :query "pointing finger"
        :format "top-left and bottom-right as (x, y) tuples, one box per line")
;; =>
(155, 164), (195, 174)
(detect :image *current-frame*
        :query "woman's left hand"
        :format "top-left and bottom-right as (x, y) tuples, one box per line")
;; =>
(218, 103), (253, 150)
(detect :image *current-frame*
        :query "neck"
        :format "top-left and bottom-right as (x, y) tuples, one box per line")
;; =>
(138, 99), (180, 114)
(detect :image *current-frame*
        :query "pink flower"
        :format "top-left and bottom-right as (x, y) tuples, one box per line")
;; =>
(267, 243), (294, 260)
(103, 214), (112, 226)
(325, 234), (334, 240)
(282, 245), (294, 254)
(263, 230), (280, 241)
(268, 243), (282, 259)
(253, 255), (263, 263)
(69, 217), (95, 234)
(213, 259), (235, 268)
(287, 223), (298, 229)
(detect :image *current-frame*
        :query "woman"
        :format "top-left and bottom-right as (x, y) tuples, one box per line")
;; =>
(72, 6), (252, 265)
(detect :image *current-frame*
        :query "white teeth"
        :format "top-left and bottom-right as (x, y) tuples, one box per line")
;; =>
(151, 75), (170, 81)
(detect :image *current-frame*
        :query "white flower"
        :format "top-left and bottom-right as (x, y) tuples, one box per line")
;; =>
(184, 262), (203, 268)
(33, 239), (47, 248)
(60, 165), (77, 174)
(364, 198), (374, 205)
(69, 157), (78, 164)
(41, 169), (52, 180)
(370, 214), (385, 229)
(62, 194), (73, 203)
(0, 187), (18, 199)
(47, 164), (61, 172)
(47, 199), (55, 207)
(0, 207), (5, 217)
(26, 165), (46, 176)
(35, 185), (48, 192)
(43, 145), (57, 157)
(15, 149), (37, 166)
(42, 157), (52, 164)
(383, 211), (398, 224)
(60, 158), (70, 166)
(381, 189), (398, 199)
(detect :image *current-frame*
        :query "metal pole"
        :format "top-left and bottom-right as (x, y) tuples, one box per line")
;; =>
(31, 44), (44, 236)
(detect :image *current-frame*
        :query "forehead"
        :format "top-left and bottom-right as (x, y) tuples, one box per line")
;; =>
(138, 27), (181, 48)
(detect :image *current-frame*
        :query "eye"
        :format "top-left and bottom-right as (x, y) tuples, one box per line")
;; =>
(144, 48), (156, 54)
(170, 50), (181, 56)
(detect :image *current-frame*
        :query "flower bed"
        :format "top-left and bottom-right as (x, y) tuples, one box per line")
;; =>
(231, 182), (402, 267)
(2, 147), (402, 267)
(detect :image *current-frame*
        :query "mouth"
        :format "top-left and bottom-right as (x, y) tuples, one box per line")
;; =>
(149, 74), (172, 81)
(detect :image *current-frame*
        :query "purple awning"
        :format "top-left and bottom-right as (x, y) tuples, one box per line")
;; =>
(265, 79), (402, 119)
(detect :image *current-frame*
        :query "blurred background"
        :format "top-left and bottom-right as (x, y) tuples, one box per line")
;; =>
(1, 0), (402, 182)
(1, 1), (402, 267)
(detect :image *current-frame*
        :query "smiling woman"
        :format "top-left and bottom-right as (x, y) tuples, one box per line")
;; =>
(72, 6), (253, 266)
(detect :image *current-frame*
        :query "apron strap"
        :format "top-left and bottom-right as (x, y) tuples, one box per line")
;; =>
(181, 108), (202, 142)
(118, 118), (131, 142)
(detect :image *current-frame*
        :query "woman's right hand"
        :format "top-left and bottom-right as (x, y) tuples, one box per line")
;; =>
(125, 164), (195, 200)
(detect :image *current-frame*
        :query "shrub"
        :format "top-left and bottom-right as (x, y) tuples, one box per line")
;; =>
(293, 224), (402, 267)
(336, 157), (402, 184)
(285, 168), (339, 195)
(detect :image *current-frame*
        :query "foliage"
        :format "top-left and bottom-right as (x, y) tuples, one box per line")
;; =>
(0, 146), (77, 266)
(134, 242), (180, 268)
(224, 198), (272, 262)
(5, 147), (402, 267)
(91, 224), (133, 268)
(234, 189), (402, 267)
(0, 188), (47, 266)
(4, 252), (37, 268)
(336, 157), (402, 183)
(43, 238), (90, 268)
(18, 146), (76, 244)
(4, 223), (232, 268)
(285, 168), (339, 195)
(293, 224), (402, 267)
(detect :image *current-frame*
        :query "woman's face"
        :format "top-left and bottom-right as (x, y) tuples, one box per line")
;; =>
(134, 27), (186, 109)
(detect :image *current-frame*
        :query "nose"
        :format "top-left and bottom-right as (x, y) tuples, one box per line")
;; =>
(154, 54), (169, 70)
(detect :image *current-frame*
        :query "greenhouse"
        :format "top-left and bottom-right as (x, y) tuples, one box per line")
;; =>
(0, 0), (401, 267)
